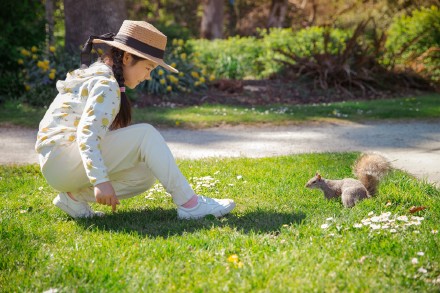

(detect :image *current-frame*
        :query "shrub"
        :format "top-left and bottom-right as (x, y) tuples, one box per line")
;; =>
(138, 39), (213, 96)
(189, 36), (264, 79)
(274, 20), (432, 97)
(0, 0), (46, 98)
(17, 45), (79, 107)
(258, 27), (351, 77)
(386, 6), (440, 82)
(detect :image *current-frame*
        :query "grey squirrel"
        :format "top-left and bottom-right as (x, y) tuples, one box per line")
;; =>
(305, 153), (390, 207)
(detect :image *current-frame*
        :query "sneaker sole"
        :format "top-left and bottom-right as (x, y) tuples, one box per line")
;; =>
(178, 201), (236, 220)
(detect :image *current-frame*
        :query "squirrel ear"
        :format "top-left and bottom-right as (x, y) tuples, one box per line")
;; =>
(317, 174), (322, 180)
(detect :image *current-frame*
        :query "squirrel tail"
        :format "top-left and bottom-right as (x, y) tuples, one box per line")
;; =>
(353, 153), (390, 196)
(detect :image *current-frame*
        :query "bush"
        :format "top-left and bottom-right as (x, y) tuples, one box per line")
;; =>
(138, 39), (214, 96)
(386, 6), (440, 81)
(17, 45), (79, 107)
(189, 27), (351, 80)
(274, 20), (432, 97)
(189, 36), (264, 79)
(0, 0), (46, 98)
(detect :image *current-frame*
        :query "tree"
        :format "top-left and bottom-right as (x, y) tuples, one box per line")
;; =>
(64, 0), (127, 52)
(267, 0), (288, 28)
(200, 0), (224, 39)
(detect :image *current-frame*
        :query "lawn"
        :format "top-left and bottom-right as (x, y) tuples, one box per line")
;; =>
(1, 153), (439, 291)
(1, 93), (439, 129)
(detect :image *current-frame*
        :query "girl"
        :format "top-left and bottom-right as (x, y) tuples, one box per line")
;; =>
(35, 20), (235, 219)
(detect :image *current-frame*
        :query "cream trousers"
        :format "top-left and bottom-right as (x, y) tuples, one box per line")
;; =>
(39, 123), (195, 205)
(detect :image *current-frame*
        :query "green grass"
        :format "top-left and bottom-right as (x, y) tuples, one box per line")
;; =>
(1, 93), (439, 129)
(1, 154), (439, 291)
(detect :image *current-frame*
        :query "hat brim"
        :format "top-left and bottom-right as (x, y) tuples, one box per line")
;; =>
(93, 39), (178, 73)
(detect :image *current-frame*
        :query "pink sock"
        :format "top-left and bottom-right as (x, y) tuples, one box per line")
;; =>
(181, 194), (198, 209)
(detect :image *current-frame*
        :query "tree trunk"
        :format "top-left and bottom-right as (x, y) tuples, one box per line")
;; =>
(45, 0), (54, 48)
(64, 0), (127, 52)
(267, 0), (288, 28)
(200, 0), (224, 39)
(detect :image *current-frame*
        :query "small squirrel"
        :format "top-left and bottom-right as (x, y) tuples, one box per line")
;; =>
(305, 153), (390, 207)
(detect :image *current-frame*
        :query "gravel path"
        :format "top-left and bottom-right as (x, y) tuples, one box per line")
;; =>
(1, 119), (439, 187)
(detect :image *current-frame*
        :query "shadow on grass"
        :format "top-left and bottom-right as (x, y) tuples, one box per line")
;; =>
(76, 207), (306, 238)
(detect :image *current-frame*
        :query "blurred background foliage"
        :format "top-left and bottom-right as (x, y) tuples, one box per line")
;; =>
(0, 0), (438, 107)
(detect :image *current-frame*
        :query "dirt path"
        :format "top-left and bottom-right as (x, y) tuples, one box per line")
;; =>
(1, 119), (439, 187)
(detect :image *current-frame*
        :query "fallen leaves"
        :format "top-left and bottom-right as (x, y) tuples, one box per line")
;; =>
(409, 206), (427, 213)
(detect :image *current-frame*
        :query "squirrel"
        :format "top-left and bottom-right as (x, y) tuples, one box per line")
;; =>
(305, 153), (390, 207)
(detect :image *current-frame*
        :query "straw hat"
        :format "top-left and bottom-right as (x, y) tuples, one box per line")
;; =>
(93, 20), (178, 73)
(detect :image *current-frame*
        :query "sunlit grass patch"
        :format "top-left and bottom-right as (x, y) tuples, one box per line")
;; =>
(1, 153), (439, 291)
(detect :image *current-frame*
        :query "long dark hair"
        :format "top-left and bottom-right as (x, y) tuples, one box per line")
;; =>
(108, 47), (143, 130)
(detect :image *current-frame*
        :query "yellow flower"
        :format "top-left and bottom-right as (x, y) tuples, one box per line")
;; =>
(191, 71), (199, 78)
(31, 46), (38, 53)
(227, 254), (239, 263)
(24, 84), (31, 91)
(168, 75), (178, 84)
(160, 79), (166, 85)
(172, 39), (178, 46)
(50, 68), (56, 73)
(158, 69), (164, 76)
(199, 77), (206, 83)
(171, 62), (176, 68)
(175, 121), (180, 126)
(178, 39), (184, 46)
(194, 52), (200, 57)
(209, 74), (216, 81)
(20, 49), (30, 56)
(17, 59), (24, 65)
(49, 46), (56, 53)
(97, 48), (104, 55)
(194, 81), (200, 87)
(202, 69), (207, 75)
(180, 53), (187, 60)
(179, 72), (184, 77)
(32, 55), (37, 60)
(48, 72), (55, 80)
(166, 86), (172, 92)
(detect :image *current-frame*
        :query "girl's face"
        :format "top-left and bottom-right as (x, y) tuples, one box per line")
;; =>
(122, 53), (158, 89)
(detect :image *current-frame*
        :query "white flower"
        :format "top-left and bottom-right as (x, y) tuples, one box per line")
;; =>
(321, 223), (330, 229)
(326, 217), (334, 221)
(397, 215), (408, 222)
(390, 229), (397, 233)
(412, 258), (419, 264)
(370, 224), (381, 230)
(417, 252), (424, 256)
(236, 175), (243, 180)
(431, 230), (438, 234)
(368, 211), (374, 216)
(418, 267), (428, 274)
(353, 223), (363, 228)
(38, 186), (44, 191)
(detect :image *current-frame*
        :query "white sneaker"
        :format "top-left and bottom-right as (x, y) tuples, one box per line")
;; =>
(177, 195), (236, 220)
(53, 192), (104, 219)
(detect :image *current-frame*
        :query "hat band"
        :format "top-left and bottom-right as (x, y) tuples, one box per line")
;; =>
(114, 34), (165, 59)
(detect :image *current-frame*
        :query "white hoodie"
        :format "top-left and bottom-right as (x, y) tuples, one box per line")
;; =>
(35, 62), (121, 186)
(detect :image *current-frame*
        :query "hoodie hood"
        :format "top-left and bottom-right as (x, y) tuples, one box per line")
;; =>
(56, 62), (114, 94)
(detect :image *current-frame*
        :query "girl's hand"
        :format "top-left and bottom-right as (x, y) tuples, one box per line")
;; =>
(94, 181), (120, 212)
